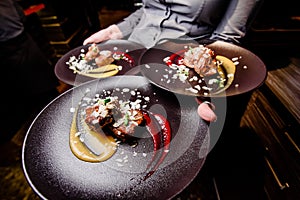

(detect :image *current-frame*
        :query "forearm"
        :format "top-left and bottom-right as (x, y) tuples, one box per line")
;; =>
(83, 7), (144, 45)
(210, 0), (264, 44)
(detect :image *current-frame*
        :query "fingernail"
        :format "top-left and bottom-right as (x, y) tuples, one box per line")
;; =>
(198, 103), (217, 122)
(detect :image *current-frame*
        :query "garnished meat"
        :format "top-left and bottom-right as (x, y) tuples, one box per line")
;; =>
(111, 109), (144, 140)
(66, 44), (135, 77)
(95, 50), (114, 66)
(73, 89), (172, 179)
(84, 96), (145, 141)
(183, 45), (217, 77)
(84, 97), (118, 132)
(84, 43), (100, 61)
(84, 43), (114, 67)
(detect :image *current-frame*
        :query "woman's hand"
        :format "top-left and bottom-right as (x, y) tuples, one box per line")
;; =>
(83, 24), (123, 45)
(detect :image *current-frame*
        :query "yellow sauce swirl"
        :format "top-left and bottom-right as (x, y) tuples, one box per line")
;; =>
(69, 109), (117, 162)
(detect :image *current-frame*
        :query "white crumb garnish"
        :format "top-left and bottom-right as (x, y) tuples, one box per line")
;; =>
(233, 61), (239, 65)
(117, 163), (124, 167)
(185, 87), (198, 93)
(232, 57), (239, 61)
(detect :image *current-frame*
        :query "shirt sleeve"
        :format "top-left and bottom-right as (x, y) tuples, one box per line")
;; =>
(116, 8), (144, 39)
(210, 0), (264, 44)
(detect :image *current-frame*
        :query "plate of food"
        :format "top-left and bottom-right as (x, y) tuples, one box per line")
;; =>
(140, 40), (267, 97)
(22, 75), (210, 199)
(54, 39), (146, 86)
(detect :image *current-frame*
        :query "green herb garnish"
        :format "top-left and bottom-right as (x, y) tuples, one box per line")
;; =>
(104, 98), (111, 105)
(124, 113), (129, 126)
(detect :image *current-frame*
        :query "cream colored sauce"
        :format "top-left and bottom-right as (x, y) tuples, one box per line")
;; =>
(77, 64), (119, 78)
(69, 110), (117, 162)
(213, 55), (236, 94)
(78, 69), (119, 79)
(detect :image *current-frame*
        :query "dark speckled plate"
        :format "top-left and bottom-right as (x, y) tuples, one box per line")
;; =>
(22, 76), (209, 200)
(54, 40), (146, 86)
(140, 40), (267, 97)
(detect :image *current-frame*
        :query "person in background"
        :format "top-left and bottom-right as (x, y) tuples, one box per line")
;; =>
(83, 0), (263, 122)
(0, 0), (60, 164)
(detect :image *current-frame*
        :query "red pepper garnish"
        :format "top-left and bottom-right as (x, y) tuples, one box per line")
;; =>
(143, 113), (171, 180)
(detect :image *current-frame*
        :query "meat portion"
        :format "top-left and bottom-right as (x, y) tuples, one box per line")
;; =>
(84, 96), (145, 141)
(183, 45), (218, 77)
(111, 109), (144, 140)
(95, 50), (114, 66)
(85, 105), (114, 130)
(84, 43), (115, 67)
(84, 43), (100, 61)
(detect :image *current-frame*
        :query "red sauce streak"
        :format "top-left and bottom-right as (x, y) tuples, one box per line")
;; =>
(143, 113), (172, 180)
(114, 51), (135, 66)
(143, 112), (161, 169)
(165, 49), (186, 67)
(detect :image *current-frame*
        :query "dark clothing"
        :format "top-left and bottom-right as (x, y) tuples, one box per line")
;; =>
(0, 31), (58, 95)
(0, 0), (24, 41)
(0, 0), (60, 143)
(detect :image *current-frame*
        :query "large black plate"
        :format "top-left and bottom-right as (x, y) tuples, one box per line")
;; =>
(54, 40), (146, 86)
(140, 40), (267, 97)
(22, 76), (210, 199)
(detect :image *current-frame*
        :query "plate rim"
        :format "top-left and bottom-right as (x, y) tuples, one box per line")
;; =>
(139, 40), (267, 97)
(22, 75), (210, 199)
(54, 39), (146, 86)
